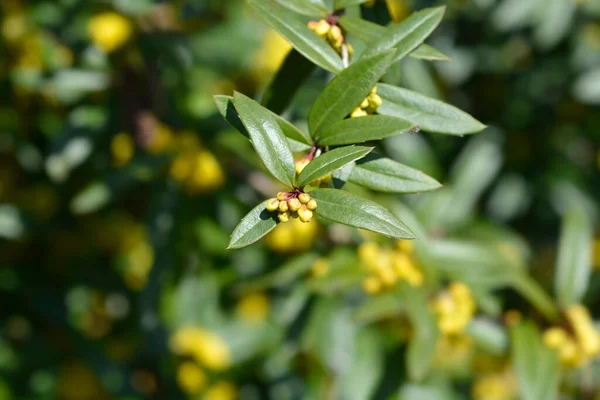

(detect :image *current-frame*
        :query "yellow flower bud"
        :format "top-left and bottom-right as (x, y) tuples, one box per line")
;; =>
(306, 199), (318, 211)
(559, 337), (580, 366)
(396, 239), (414, 254)
(360, 98), (370, 109)
(370, 86), (377, 95)
(266, 198), (279, 212)
(236, 292), (270, 324)
(307, 21), (319, 30)
(362, 276), (382, 294)
(566, 304), (600, 356)
(276, 192), (288, 201)
(278, 212), (289, 223)
(311, 258), (329, 278)
(543, 327), (568, 349)
(377, 266), (398, 286)
(88, 12), (133, 53)
(177, 362), (207, 394)
(350, 107), (368, 118)
(347, 43), (354, 57)
(298, 193), (311, 204)
(367, 93), (383, 112)
(314, 20), (331, 37)
(298, 205), (313, 223)
(328, 25), (343, 43)
(288, 198), (301, 212)
(278, 200), (289, 212)
(320, 173), (332, 184)
(295, 158), (310, 175)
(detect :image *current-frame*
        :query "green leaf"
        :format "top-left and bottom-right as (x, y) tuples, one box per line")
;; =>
(227, 201), (279, 249)
(214, 95), (312, 151)
(247, 0), (343, 73)
(317, 115), (415, 145)
(233, 91), (296, 186)
(237, 253), (320, 291)
(309, 188), (414, 239)
(334, 0), (369, 10)
(338, 328), (384, 400)
(297, 146), (373, 187)
(361, 7), (446, 64)
(397, 284), (439, 381)
(262, 49), (316, 115)
(338, 17), (449, 61)
(377, 83), (486, 135)
(308, 49), (397, 136)
(554, 209), (593, 308)
(510, 321), (560, 400)
(409, 44), (450, 61)
(349, 154), (442, 193)
(274, 0), (329, 17)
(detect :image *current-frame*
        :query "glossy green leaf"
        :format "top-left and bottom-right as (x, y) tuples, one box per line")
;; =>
(274, 0), (329, 17)
(377, 83), (486, 135)
(361, 7), (445, 64)
(233, 91), (296, 186)
(262, 49), (316, 115)
(247, 0), (343, 73)
(308, 49), (397, 136)
(309, 188), (414, 238)
(214, 95), (312, 151)
(338, 17), (449, 61)
(298, 146), (373, 187)
(349, 154), (442, 193)
(317, 115), (415, 145)
(338, 328), (383, 400)
(227, 201), (278, 249)
(409, 44), (450, 61)
(510, 321), (560, 400)
(334, 0), (369, 10)
(554, 209), (593, 308)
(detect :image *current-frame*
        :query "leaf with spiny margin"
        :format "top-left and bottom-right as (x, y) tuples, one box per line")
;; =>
(317, 115), (415, 145)
(214, 95), (312, 151)
(297, 146), (373, 187)
(309, 188), (415, 239)
(308, 49), (397, 136)
(233, 91), (296, 186)
(377, 83), (486, 135)
(349, 154), (442, 193)
(227, 201), (278, 249)
(361, 7), (446, 64)
(247, 0), (343, 73)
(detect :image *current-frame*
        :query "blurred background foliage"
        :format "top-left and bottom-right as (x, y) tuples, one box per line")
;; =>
(0, 0), (599, 399)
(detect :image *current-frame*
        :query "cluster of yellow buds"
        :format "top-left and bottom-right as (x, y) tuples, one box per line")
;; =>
(359, 240), (424, 294)
(542, 304), (600, 368)
(432, 282), (476, 335)
(295, 158), (331, 187)
(350, 86), (382, 118)
(307, 19), (353, 56)
(472, 370), (517, 400)
(266, 191), (317, 223)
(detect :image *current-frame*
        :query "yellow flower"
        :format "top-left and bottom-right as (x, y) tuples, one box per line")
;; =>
(252, 30), (292, 82)
(432, 282), (475, 335)
(236, 292), (270, 324)
(88, 12), (133, 53)
(472, 371), (517, 400)
(170, 326), (232, 371)
(186, 150), (225, 194)
(203, 381), (237, 400)
(265, 217), (318, 253)
(111, 133), (135, 167)
(146, 123), (173, 154)
(565, 304), (600, 357)
(177, 362), (207, 394)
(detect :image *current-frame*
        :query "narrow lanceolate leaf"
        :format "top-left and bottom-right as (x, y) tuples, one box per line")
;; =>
(554, 209), (593, 308)
(215, 95), (312, 151)
(361, 6), (446, 64)
(349, 154), (442, 193)
(377, 83), (486, 135)
(334, 0), (369, 10)
(274, 0), (329, 17)
(233, 91), (296, 186)
(262, 49), (316, 115)
(317, 115), (415, 145)
(297, 146), (373, 187)
(409, 44), (450, 61)
(310, 188), (414, 239)
(308, 49), (397, 136)
(228, 201), (278, 249)
(247, 0), (343, 73)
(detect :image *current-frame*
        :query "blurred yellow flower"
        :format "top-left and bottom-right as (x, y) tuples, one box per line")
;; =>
(311, 258), (329, 278)
(186, 150), (225, 193)
(472, 370), (517, 400)
(432, 282), (476, 335)
(236, 292), (270, 324)
(265, 217), (318, 253)
(170, 326), (232, 371)
(386, 0), (411, 22)
(566, 304), (600, 357)
(203, 381), (237, 400)
(88, 12), (132, 53)
(252, 30), (292, 83)
(111, 133), (135, 167)
(177, 362), (207, 394)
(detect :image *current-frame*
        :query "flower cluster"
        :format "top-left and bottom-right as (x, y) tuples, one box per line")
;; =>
(307, 19), (353, 56)
(542, 304), (600, 367)
(350, 86), (382, 118)
(266, 191), (317, 223)
(432, 282), (476, 336)
(358, 240), (424, 294)
(170, 326), (235, 397)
